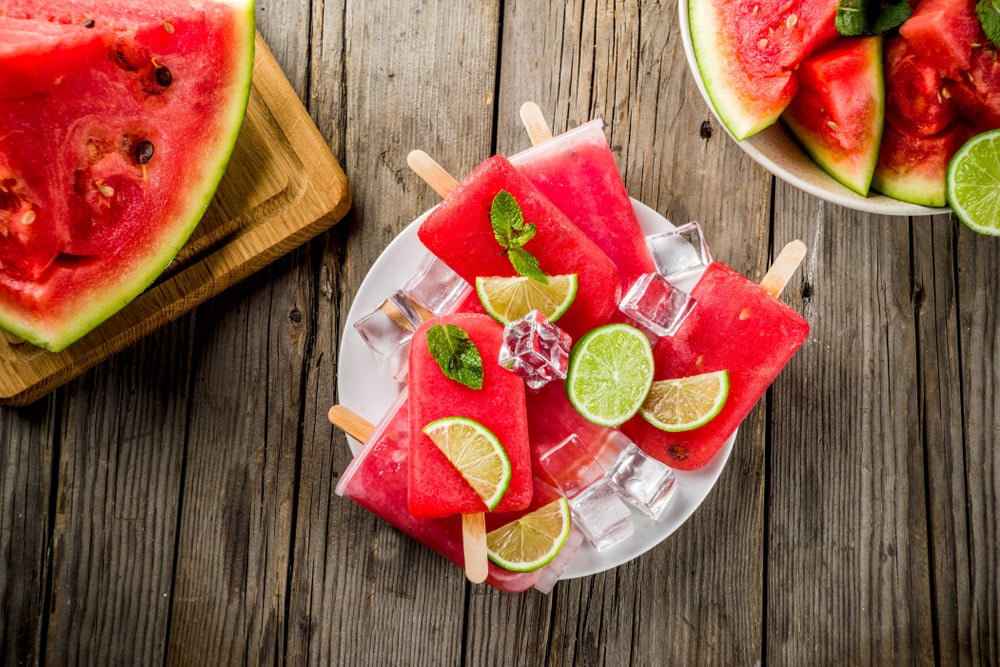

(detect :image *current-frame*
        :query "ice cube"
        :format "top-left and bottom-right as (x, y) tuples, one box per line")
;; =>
(402, 255), (471, 317)
(607, 443), (677, 519)
(498, 310), (571, 390)
(619, 273), (696, 337)
(646, 221), (712, 282)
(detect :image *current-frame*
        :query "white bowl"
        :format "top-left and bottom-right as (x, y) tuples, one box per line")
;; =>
(677, 0), (950, 216)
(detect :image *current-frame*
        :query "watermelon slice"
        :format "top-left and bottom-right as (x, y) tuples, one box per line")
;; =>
(872, 120), (974, 207)
(688, 0), (839, 140)
(0, 0), (254, 351)
(947, 45), (1000, 133)
(898, 0), (980, 78)
(782, 36), (885, 196)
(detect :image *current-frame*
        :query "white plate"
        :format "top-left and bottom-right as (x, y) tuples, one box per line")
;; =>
(337, 198), (735, 579)
(677, 0), (949, 217)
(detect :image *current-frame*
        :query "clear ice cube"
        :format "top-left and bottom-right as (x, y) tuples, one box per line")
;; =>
(619, 273), (696, 337)
(568, 480), (634, 551)
(402, 255), (471, 317)
(532, 525), (585, 593)
(607, 443), (678, 519)
(498, 310), (571, 390)
(353, 291), (422, 368)
(538, 435), (634, 551)
(646, 221), (712, 282)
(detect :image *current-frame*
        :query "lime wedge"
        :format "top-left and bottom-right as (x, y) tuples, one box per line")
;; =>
(475, 274), (578, 325)
(565, 323), (654, 427)
(486, 497), (571, 572)
(422, 417), (511, 510)
(640, 370), (730, 432)
(946, 129), (1000, 235)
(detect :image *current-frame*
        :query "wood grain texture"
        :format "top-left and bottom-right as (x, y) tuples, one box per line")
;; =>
(1, 1), (998, 665)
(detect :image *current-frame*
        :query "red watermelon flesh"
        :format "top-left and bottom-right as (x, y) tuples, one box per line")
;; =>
(782, 36), (884, 195)
(947, 46), (1000, 133)
(899, 0), (980, 78)
(689, 0), (839, 140)
(0, 0), (254, 351)
(884, 35), (957, 138)
(872, 120), (974, 207)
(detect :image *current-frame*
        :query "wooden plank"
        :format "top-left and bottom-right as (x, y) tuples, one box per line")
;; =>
(767, 190), (935, 665)
(952, 224), (1000, 665)
(163, 4), (315, 662)
(285, 1), (504, 663)
(0, 33), (351, 407)
(494, 1), (772, 663)
(0, 398), (56, 666)
(41, 321), (193, 664)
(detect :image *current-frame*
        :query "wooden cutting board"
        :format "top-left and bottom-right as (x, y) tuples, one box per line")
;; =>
(0, 34), (351, 407)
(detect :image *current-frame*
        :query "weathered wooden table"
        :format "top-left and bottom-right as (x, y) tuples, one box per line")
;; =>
(2, 1), (998, 664)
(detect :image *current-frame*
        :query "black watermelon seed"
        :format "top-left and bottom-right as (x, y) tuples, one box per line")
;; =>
(155, 65), (172, 87)
(83, 19), (95, 28)
(134, 141), (155, 164)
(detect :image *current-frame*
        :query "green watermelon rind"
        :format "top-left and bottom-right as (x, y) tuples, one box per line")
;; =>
(0, 0), (256, 352)
(688, 0), (788, 141)
(872, 167), (947, 208)
(782, 37), (886, 197)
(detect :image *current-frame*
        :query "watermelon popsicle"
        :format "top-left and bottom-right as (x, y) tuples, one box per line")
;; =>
(510, 105), (656, 290)
(330, 394), (583, 593)
(411, 152), (620, 340)
(623, 242), (811, 470)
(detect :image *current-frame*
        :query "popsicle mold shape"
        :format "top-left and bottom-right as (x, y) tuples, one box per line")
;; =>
(407, 313), (533, 518)
(417, 155), (620, 340)
(511, 118), (656, 290)
(619, 273), (697, 338)
(622, 261), (810, 470)
(499, 310), (572, 389)
(646, 221), (712, 282)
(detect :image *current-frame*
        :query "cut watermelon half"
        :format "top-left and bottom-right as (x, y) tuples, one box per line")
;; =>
(688, 0), (839, 140)
(0, 0), (254, 351)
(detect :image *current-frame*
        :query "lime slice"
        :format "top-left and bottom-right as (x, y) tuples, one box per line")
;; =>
(565, 323), (654, 427)
(475, 274), (578, 325)
(946, 129), (1000, 235)
(422, 417), (511, 510)
(486, 497), (571, 572)
(640, 370), (730, 432)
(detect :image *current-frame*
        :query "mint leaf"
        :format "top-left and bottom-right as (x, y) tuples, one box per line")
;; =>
(836, 0), (911, 35)
(426, 323), (484, 390)
(489, 190), (547, 282)
(977, 0), (1000, 47)
(508, 247), (549, 284)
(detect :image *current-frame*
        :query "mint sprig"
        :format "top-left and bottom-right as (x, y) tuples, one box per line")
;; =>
(977, 0), (1000, 47)
(426, 323), (484, 390)
(836, 0), (911, 35)
(490, 190), (548, 284)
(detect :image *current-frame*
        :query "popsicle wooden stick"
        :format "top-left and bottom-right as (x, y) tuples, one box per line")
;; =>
(519, 102), (554, 146)
(328, 401), (490, 584)
(406, 150), (459, 199)
(328, 404), (373, 441)
(760, 240), (808, 298)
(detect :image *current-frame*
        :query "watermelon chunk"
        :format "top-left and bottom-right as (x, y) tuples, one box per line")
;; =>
(0, 0), (254, 351)
(884, 35), (957, 138)
(898, 0), (981, 78)
(689, 0), (839, 140)
(947, 46), (1000, 133)
(872, 120), (974, 207)
(782, 36), (884, 196)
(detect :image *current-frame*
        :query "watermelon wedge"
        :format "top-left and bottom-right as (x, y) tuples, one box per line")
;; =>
(782, 36), (884, 196)
(688, 0), (840, 140)
(0, 0), (254, 351)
